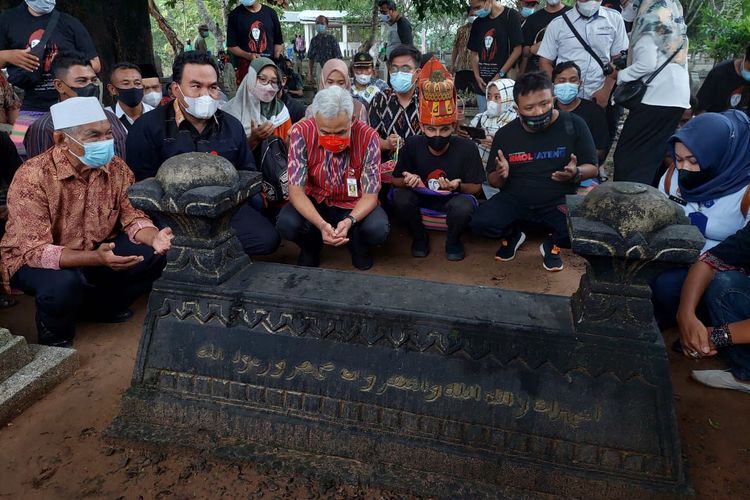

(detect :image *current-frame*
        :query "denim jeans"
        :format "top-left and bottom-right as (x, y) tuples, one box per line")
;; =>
(704, 270), (750, 381)
(475, 93), (487, 113)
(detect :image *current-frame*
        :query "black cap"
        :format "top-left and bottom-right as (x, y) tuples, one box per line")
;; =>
(352, 52), (374, 66)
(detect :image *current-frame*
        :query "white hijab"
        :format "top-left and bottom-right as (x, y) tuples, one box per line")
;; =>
(221, 67), (290, 136)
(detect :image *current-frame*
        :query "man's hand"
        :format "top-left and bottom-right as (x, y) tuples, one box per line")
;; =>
(591, 85), (610, 108)
(151, 227), (174, 255)
(552, 154), (578, 182)
(96, 242), (143, 271)
(386, 133), (401, 151)
(495, 149), (509, 179)
(530, 41), (541, 55)
(677, 312), (717, 358)
(320, 222), (348, 246)
(475, 75), (487, 92)
(402, 171), (421, 188)
(333, 217), (353, 240)
(5, 48), (39, 72)
(437, 177), (461, 191)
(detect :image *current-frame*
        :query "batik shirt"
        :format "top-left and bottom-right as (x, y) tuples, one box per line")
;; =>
(368, 88), (421, 160)
(288, 117), (381, 209)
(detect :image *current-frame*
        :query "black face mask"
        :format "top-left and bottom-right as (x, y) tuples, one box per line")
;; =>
(426, 134), (451, 151)
(116, 87), (144, 108)
(520, 108), (553, 132)
(678, 168), (712, 191)
(71, 83), (100, 100)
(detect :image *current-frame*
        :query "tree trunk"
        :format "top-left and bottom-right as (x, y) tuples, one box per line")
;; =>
(0, 0), (155, 77)
(148, 0), (184, 55)
(365, 0), (380, 49)
(194, 0), (224, 50)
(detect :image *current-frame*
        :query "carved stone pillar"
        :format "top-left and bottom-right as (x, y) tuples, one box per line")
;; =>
(126, 152), (260, 285)
(568, 182), (704, 339)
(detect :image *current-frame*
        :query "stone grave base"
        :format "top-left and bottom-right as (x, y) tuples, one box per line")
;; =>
(0, 328), (78, 425)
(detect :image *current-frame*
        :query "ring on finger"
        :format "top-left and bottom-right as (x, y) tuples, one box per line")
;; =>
(689, 351), (701, 359)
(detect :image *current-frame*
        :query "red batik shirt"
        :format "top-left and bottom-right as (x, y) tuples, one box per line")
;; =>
(287, 117), (381, 209)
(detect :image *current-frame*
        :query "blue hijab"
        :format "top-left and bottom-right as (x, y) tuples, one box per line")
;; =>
(669, 110), (750, 202)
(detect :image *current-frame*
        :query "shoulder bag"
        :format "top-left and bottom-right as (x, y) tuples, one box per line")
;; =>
(612, 41), (684, 109)
(7, 10), (61, 89)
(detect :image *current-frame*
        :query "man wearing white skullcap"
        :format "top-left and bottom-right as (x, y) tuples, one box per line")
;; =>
(0, 96), (173, 347)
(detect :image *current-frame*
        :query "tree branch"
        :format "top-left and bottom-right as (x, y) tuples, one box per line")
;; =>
(148, 0), (184, 54)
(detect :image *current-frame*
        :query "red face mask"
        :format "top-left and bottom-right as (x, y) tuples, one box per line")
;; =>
(319, 134), (350, 153)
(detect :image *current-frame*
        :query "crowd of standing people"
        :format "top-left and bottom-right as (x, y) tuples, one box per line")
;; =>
(0, 0), (749, 395)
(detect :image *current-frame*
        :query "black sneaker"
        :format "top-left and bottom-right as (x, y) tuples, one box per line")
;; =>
(445, 240), (465, 261)
(494, 231), (526, 261)
(351, 248), (374, 271)
(297, 248), (321, 267)
(411, 234), (429, 258)
(540, 240), (564, 272)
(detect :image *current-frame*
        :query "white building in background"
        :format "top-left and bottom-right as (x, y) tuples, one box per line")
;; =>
(282, 10), (372, 58)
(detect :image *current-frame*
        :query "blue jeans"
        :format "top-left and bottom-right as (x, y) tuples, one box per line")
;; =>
(704, 270), (750, 381)
(475, 93), (487, 113)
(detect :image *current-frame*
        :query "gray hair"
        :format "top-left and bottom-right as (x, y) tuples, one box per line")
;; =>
(311, 86), (354, 120)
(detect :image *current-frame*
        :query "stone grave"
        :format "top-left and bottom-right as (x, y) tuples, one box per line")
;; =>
(107, 153), (703, 498)
(0, 328), (78, 425)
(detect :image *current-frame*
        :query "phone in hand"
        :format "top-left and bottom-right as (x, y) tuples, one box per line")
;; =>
(460, 125), (486, 141)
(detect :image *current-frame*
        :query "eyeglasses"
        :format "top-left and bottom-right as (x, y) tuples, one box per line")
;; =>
(257, 75), (279, 87)
(389, 65), (415, 74)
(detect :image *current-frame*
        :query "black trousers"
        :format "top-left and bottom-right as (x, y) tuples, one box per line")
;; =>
(390, 188), (475, 243)
(276, 198), (390, 257)
(11, 232), (166, 341)
(470, 193), (570, 247)
(230, 198), (281, 256)
(613, 103), (684, 186)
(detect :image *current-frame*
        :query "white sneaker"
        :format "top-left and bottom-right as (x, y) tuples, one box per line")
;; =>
(691, 369), (750, 394)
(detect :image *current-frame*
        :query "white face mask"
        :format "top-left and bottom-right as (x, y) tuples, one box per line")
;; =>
(178, 86), (219, 119)
(142, 91), (162, 108)
(546, 0), (561, 5)
(576, 0), (601, 17)
(354, 74), (371, 85)
(485, 101), (500, 117)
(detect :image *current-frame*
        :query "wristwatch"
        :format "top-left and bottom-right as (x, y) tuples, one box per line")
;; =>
(710, 323), (733, 348)
(572, 166), (582, 183)
(497, 70), (506, 78)
(346, 214), (358, 226)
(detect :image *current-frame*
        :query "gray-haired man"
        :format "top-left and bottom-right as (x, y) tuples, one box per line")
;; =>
(277, 86), (389, 270)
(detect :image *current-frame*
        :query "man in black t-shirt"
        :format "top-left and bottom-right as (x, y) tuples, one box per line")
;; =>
(0, 1), (98, 113)
(227, 0), (283, 83)
(552, 61), (608, 166)
(467, 0), (523, 112)
(470, 72), (597, 272)
(391, 58), (484, 261)
(520, 0), (569, 74)
(696, 43), (750, 115)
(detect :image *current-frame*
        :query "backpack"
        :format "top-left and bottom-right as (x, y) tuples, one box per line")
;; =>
(259, 137), (288, 203)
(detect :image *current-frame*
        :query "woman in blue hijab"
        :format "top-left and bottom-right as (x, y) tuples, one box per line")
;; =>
(653, 109), (750, 329)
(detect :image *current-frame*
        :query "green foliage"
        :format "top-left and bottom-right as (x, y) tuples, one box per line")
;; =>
(695, 6), (750, 61)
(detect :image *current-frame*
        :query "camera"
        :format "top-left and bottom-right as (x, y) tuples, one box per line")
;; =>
(611, 50), (628, 70)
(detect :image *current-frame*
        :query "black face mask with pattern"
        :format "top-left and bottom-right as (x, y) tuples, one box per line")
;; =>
(71, 83), (100, 100)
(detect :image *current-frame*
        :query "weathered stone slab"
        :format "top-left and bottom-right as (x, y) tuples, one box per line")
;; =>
(108, 158), (699, 498)
(0, 329), (33, 383)
(0, 329), (79, 426)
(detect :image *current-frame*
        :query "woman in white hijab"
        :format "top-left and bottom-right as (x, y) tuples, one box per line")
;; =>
(469, 78), (517, 168)
(221, 58), (292, 150)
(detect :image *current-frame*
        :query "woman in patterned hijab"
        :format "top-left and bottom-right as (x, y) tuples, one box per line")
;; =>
(612, 0), (690, 186)
(469, 78), (517, 168)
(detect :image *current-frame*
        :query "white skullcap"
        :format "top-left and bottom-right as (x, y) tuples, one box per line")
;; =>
(51, 97), (107, 130)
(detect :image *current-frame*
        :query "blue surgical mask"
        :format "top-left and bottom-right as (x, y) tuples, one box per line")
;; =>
(554, 83), (579, 104)
(379, 13), (390, 23)
(315, 24), (326, 34)
(521, 6), (535, 17)
(741, 58), (750, 82)
(25, 0), (55, 14)
(67, 135), (115, 168)
(240, 0), (256, 6)
(390, 72), (414, 94)
(475, 8), (491, 17)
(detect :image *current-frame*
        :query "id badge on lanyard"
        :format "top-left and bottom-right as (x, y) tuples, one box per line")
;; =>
(346, 165), (359, 198)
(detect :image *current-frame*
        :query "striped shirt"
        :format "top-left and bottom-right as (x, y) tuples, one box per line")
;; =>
(288, 117), (381, 209)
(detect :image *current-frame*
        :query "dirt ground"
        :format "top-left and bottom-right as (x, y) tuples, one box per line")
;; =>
(1, 228), (749, 499)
